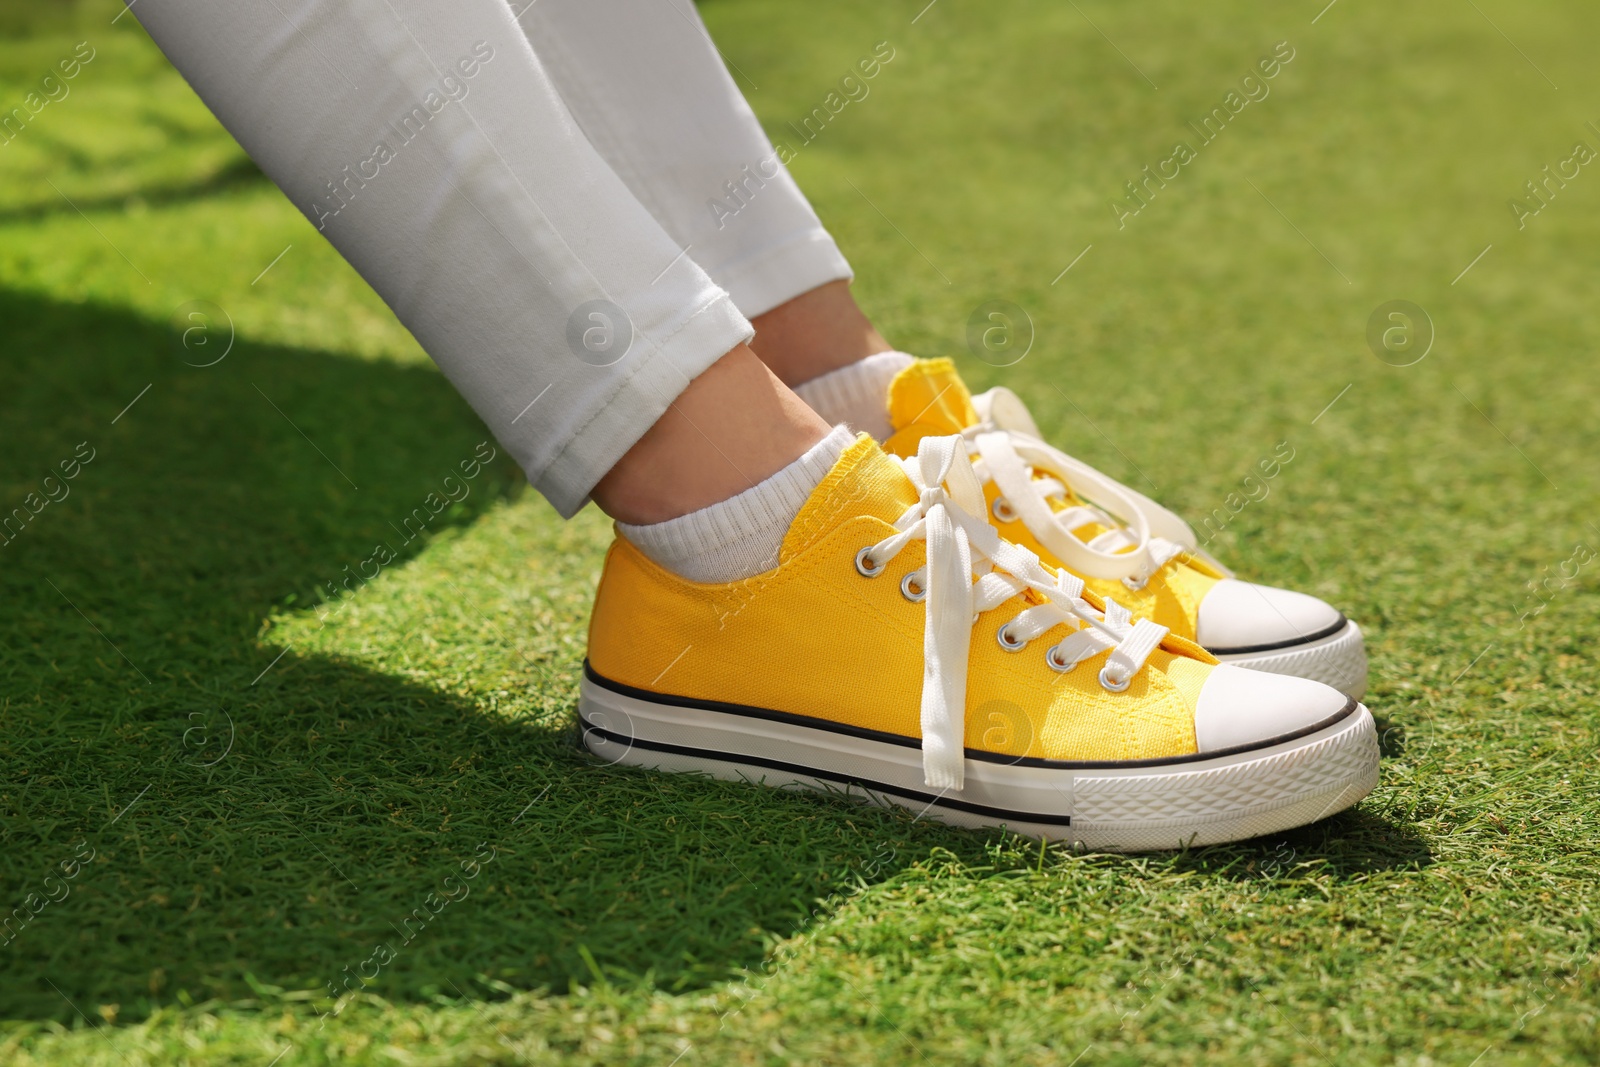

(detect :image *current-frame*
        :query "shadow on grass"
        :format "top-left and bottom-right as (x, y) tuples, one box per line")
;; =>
(0, 289), (1426, 1026)
(1166, 808), (1433, 883)
(0, 289), (964, 1024)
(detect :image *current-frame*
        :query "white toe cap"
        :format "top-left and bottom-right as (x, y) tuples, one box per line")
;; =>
(1196, 578), (1345, 653)
(1193, 664), (1352, 752)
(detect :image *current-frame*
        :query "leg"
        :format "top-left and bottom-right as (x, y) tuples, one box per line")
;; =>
(517, 0), (891, 385)
(133, 0), (821, 524)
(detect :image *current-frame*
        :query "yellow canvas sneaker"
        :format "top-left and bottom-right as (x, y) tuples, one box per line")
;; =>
(880, 359), (1368, 699)
(581, 433), (1378, 850)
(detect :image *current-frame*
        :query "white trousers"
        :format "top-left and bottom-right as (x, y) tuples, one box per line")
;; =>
(133, 0), (852, 516)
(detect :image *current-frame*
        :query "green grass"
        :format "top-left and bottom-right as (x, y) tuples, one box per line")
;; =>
(2, 0), (1598, 1063)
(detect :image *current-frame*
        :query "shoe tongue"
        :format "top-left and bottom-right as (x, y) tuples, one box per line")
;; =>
(781, 434), (918, 560)
(883, 359), (1102, 536)
(885, 358), (979, 448)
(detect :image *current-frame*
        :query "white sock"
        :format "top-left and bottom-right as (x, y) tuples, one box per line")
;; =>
(617, 425), (854, 584)
(792, 351), (915, 441)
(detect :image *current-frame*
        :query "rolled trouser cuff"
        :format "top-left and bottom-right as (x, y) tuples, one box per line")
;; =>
(530, 290), (753, 517)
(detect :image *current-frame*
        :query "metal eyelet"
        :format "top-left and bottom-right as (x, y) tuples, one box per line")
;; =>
(1098, 665), (1132, 692)
(991, 496), (1018, 524)
(900, 570), (926, 602)
(1045, 644), (1076, 673)
(996, 623), (1027, 652)
(1122, 574), (1149, 591)
(854, 546), (885, 578)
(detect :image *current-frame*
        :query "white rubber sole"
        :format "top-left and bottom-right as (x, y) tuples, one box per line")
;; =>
(578, 667), (1380, 852)
(1213, 619), (1368, 701)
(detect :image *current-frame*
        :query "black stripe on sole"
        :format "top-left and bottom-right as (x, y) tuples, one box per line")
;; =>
(578, 714), (1074, 827)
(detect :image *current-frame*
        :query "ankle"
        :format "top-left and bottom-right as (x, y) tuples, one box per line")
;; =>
(792, 351), (914, 441)
(748, 280), (892, 387)
(591, 344), (830, 525)
(617, 426), (853, 583)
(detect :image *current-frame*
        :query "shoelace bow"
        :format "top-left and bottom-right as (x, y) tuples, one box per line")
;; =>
(960, 386), (1233, 585)
(861, 435), (1169, 791)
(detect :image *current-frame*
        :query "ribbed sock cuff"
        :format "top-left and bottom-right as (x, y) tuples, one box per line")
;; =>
(617, 424), (854, 584)
(792, 351), (915, 441)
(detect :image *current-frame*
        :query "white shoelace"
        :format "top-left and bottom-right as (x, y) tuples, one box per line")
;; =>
(858, 435), (1169, 791)
(962, 386), (1234, 585)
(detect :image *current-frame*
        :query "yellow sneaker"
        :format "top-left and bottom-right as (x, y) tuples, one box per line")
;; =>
(581, 434), (1377, 850)
(881, 359), (1368, 699)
